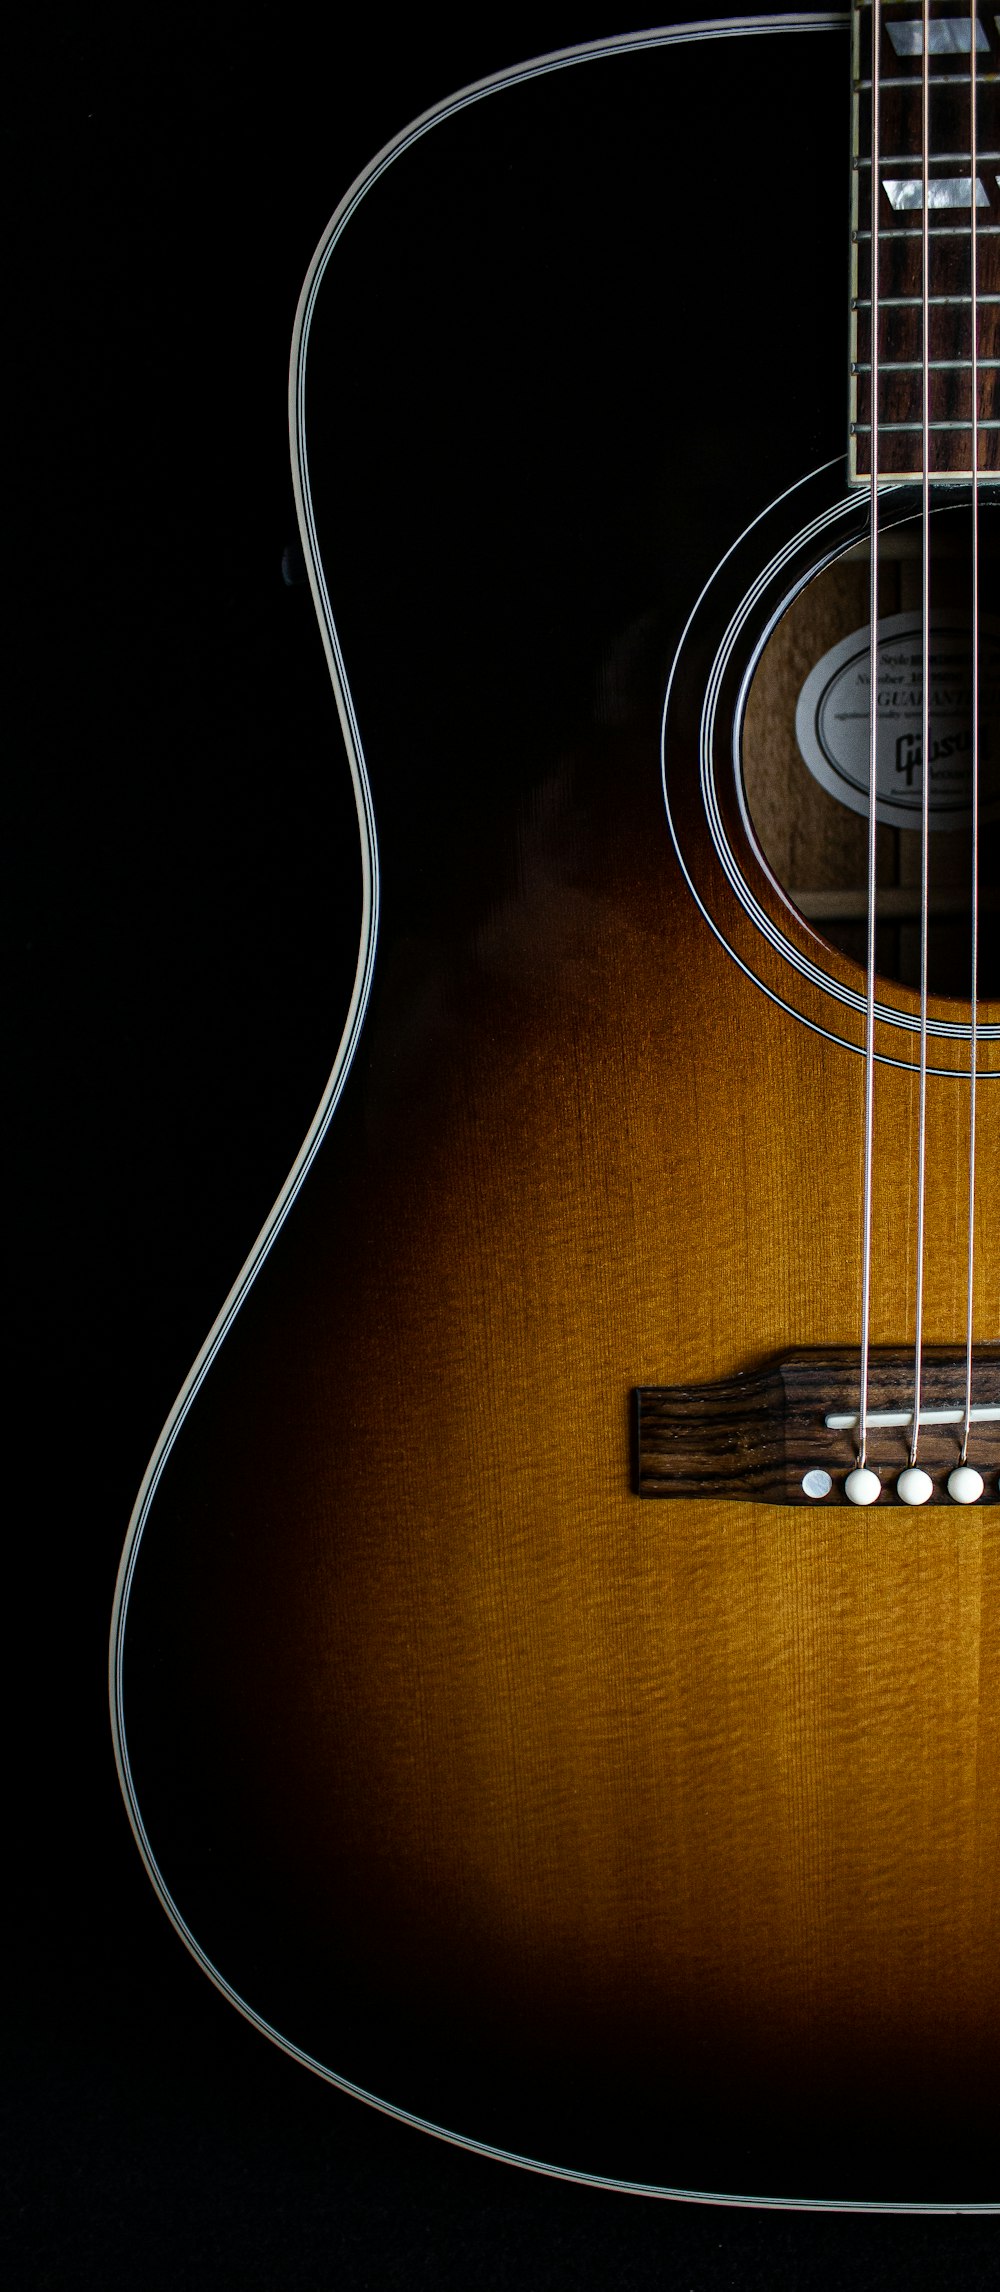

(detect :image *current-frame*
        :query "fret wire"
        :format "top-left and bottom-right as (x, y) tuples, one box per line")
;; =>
(855, 73), (1000, 89)
(853, 293), (1000, 305)
(849, 467), (988, 476)
(852, 418), (1000, 429)
(857, 225), (1000, 236)
(854, 151), (1000, 165)
(853, 357), (1000, 368)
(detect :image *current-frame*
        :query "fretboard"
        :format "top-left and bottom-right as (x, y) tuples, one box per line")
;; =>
(850, 0), (1000, 479)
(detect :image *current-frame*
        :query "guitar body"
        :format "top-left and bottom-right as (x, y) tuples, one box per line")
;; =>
(113, 16), (1000, 2207)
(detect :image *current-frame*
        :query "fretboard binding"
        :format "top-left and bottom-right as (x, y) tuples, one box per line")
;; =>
(851, 419), (1000, 431)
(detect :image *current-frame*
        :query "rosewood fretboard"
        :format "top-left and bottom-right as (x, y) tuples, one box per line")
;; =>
(851, 0), (1000, 477)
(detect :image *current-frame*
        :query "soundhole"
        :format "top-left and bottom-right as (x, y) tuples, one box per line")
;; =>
(742, 503), (1000, 999)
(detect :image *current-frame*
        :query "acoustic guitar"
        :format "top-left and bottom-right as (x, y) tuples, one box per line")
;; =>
(111, 8), (999, 2210)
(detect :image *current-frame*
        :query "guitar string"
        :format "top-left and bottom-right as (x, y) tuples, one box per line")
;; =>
(909, 0), (933, 1470)
(859, 0), (881, 1472)
(963, 0), (981, 1461)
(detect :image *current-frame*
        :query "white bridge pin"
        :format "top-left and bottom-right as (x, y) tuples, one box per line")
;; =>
(897, 1467), (934, 1507)
(845, 1466), (881, 1506)
(802, 1469), (833, 1500)
(948, 1465), (985, 1505)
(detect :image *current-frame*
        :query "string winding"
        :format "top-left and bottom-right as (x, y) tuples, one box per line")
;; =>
(963, 0), (981, 1461)
(855, 5), (981, 1492)
(858, 0), (882, 1469)
(909, 0), (932, 1469)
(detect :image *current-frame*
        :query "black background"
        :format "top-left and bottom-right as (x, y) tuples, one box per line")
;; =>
(10, 4), (999, 2283)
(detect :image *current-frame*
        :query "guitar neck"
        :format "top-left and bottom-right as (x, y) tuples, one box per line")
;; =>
(850, 0), (1000, 480)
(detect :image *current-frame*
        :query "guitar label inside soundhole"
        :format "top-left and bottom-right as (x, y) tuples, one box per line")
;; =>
(741, 506), (1000, 999)
(795, 611), (1000, 833)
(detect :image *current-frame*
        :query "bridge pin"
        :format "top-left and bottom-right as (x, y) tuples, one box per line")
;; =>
(844, 1467), (881, 1507)
(947, 1465), (985, 1505)
(897, 1467), (934, 1507)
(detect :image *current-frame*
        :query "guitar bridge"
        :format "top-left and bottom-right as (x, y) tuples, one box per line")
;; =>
(633, 1346), (999, 1506)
